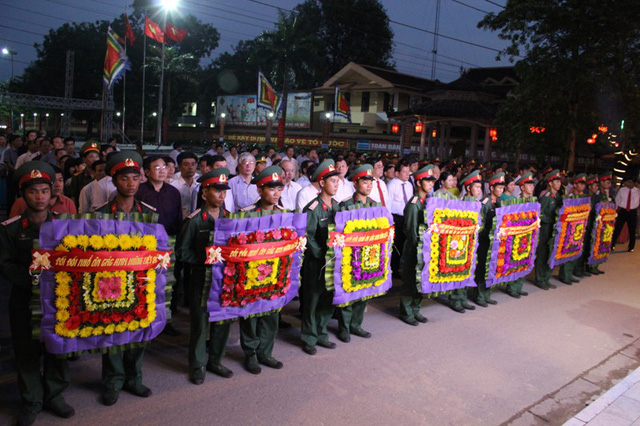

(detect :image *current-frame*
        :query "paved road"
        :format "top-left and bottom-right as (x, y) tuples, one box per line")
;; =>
(2, 250), (640, 425)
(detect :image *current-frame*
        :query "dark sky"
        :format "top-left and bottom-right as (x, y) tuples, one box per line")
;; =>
(0, 0), (510, 84)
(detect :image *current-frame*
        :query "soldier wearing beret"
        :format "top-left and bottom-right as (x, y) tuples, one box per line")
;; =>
(95, 151), (157, 406)
(534, 169), (563, 290)
(238, 166), (287, 374)
(559, 174), (588, 284)
(584, 175), (605, 275)
(470, 172), (505, 307)
(65, 141), (101, 205)
(178, 168), (233, 385)
(399, 164), (437, 325)
(337, 165), (377, 340)
(300, 160), (340, 355)
(1, 161), (75, 425)
(254, 153), (268, 175)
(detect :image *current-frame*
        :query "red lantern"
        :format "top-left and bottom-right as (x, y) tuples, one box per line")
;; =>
(587, 138), (595, 145)
(489, 128), (498, 141)
(599, 125), (608, 133)
(391, 124), (399, 134)
(414, 122), (423, 133)
(431, 129), (437, 138)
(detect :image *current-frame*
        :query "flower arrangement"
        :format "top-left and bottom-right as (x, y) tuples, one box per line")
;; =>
(549, 197), (591, 268)
(588, 202), (617, 264)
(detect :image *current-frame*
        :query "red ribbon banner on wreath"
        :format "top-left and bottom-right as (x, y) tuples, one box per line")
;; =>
(205, 237), (307, 264)
(29, 249), (172, 272)
(328, 227), (393, 247)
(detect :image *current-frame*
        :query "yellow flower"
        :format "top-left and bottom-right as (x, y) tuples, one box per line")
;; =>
(139, 319), (150, 328)
(55, 297), (69, 309)
(147, 310), (156, 322)
(79, 327), (94, 338)
(67, 330), (78, 338)
(147, 292), (156, 302)
(76, 235), (90, 250)
(147, 269), (156, 281)
(56, 309), (69, 322)
(118, 234), (133, 250)
(103, 234), (118, 250)
(115, 323), (128, 333)
(247, 268), (259, 279)
(128, 320), (140, 330)
(142, 235), (157, 250)
(131, 235), (143, 249)
(55, 283), (70, 297)
(93, 326), (104, 336)
(55, 244), (68, 252)
(55, 323), (67, 336)
(55, 271), (71, 286)
(104, 324), (116, 335)
(62, 235), (77, 249)
(89, 235), (104, 250)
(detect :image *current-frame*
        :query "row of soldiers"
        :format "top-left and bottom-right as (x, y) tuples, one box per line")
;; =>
(0, 151), (614, 425)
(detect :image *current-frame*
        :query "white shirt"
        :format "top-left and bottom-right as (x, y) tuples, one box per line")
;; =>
(296, 175), (311, 188)
(334, 177), (355, 203)
(296, 184), (320, 212)
(228, 175), (259, 212)
(169, 149), (181, 162)
(370, 177), (390, 212)
(94, 176), (116, 206)
(387, 178), (413, 216)
(615, 186), (640, 210)
(224, 153), (239, 175)
(280, 181), (302, 211)
(78, 179), (98, 213)
(170, 174), (199, 218)
(15, 151), (41, 169)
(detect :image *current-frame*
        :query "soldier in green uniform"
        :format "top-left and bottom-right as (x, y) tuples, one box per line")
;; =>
(399, 164), (437, 325)
(337, 164), (377, 339)
(94, 152), (156, 406)
(178, 168), (233, 385)
(1, 162), (75, 425)
(301, 160), (340, 355)
(238, 165), (287, 374)
(534, 169), (563, 290)
(65, 141), (101, 204)
(589, 173), (614, 274)
(449, 170), (484, 312)
(559, 174), (588, 284)
(584, 175), (603, 275)
(254, 153), (268, 175)
(470, 172), (505, 307)
(505, 172), (536, 298)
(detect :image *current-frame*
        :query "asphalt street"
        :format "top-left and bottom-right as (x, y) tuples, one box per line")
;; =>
(1, 249), (640, 425)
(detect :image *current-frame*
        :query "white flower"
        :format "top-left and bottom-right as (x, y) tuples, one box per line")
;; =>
(206, 247), (224, 264)
(332, 234), (346, 248)
(156, 253), (171, 270)
(30, 251), (51, 271)
(296, 236), (308, 252)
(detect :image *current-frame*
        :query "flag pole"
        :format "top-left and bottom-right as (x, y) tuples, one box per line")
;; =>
(155, 12), (166, 145)
(122, 11), (127, 139)
(140, 10), (147, 143)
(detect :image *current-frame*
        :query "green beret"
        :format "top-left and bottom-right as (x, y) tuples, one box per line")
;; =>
(461, 170), (482, 186)
(15, 161), (56, 189)
(255, 153), (268, 164)
(105, 151), (143, 177)
(488, 172), (506, 186)
(515, 172), (535, 186)
(572, 173), (587, 184)
(253, 165), (284, 188)
(311, 159), (339, 182)
(80, 141), (101, 157)
(198, 167), (231, 190)
(413, 164), (437, 181)
(349, 164), (374, 181)
(545, 169), (562, 182)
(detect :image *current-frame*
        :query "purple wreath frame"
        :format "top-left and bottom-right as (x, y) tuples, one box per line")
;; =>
(332, 207), (394, 305)
(206, 212), (307, 322)
(588, 202), (616, 265)
(39, 219), (170, 355)
(549, 197), (591, 269)
(420, 198), (481, 294)
(485, 202), (541, 287)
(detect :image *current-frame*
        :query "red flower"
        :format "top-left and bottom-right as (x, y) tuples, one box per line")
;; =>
(282, 228), (292, 240)
(90, 313), (100, 324)
(134, 305), (147, 319)
(101, 313), (112, 324)
(247, 233), (256, 243)
(123, 312), (134, 322)
(112, 312), (123, 322)
(65, 316), (81, 330)
(80, 311), (91, 322)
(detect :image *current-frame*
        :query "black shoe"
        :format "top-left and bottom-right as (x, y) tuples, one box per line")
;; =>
(102, 387), (120, 406)
(559, 278), (573, 285)
(475, 300), (488, 308)
(245, 355), (262, 374)
(124, 384), (152, 398)
(507, 292), (521, 299)
(400, 316), (419, 326)
(518, 290), (529, 296)
(16, 411), (38, 426)
(570, 278), (580, 283)
(534, 283), (549, 290)
(303, 345), (317, 355)
(461, 302), (476, 310)
(279, 319), (292, 329)
(547, 283), (557, 289)
(317, 340), (337, 349)
(190, 367), (205, 385)
(574, 272), (585, 278)
(207, 363), (234, 378)
(257, 356), (283, 369)
(486, 299), (498, 305)
(45, 401), (75, 419)
(582, 271), (593, 277)
(337, 331), (351, 343)
(351, 327), (372, 338)
(451, 304), (466, 313)
(414, 313), (428, 323)
(162, 323), (181, 336)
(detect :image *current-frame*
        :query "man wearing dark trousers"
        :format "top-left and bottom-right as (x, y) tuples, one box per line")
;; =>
(612, 178), (639, 252)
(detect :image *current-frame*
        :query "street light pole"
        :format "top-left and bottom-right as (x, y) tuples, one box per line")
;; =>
(156, 0), (178, 145)
(2, 48), (16, 129)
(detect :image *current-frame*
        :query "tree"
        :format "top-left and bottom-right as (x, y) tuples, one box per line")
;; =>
(479, 0), (640, 170)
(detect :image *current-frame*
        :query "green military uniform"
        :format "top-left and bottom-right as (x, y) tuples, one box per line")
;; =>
(534, 170), (563, 289)
(301, 160), (340, 353)
(65, 141), (100, 201)
(559, 174), (587, 283)
(399, 165), (437, 324)
(586, 174), (614, 274)
(1, 161), (72, 422)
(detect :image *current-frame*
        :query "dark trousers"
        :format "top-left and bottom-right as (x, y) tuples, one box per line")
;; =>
(240, 312), (279, 359)
(391, 214), (405, 276)
(337, 301), (367, 334)
(10, 287), (69, 413)
(174, 260), (192, 308)
(300, 256), (334, 347)
(101, 348), (145, 390)
(612, 208), (637, 250)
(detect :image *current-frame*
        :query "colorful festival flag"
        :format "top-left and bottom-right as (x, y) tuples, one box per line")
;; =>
(326, 207), (395, 306)
(145, 17), (165, 44)
(124, 14), (136, 46)
(257, 70), (281, 113)
(334, 87), (351, 123)
(549, 197), (592, 268)
(588, 202), (617, 265)
(103, 26), (131, 88)
(165, 21), (188, 43)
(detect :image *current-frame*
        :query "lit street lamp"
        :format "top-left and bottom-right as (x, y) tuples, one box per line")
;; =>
(156, 0), (180, 145)
(2, 47), (17, 128)
(219, 112), (226, 142)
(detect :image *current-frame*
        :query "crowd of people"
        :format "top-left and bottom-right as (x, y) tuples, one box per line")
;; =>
(1, 132), (638, 426)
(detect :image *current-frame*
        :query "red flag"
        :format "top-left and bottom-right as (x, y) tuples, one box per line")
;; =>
(124, 15), (136, 47)
(145, 17), (164, 44)
(165, 22), (188, 43)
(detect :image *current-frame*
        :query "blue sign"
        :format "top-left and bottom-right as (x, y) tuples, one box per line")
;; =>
(356, 140), (370, 150)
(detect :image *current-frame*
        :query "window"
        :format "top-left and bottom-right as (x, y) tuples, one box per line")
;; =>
(361, 92), (370, 112)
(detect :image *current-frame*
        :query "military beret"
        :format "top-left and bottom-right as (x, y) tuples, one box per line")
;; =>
(105, 151), (143, 177)
(461, 170), (482, 187)
(515, 172), (535, 186)
(80, 141), (101, 157)
(312, 159), (340, 182)
(545, 169), (562, 182)
(253, 165), (284, 188)
(349, 164), (374, 181)
(198, 167), (231, 190)
(413, 164), (437, 181)
(572, 173), (587, 185)
(15, 160), (56, 189)
(488, 172), (506, 186)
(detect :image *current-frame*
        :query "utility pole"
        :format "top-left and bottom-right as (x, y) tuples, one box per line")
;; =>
(431, 0), (441, 80)
(61, 50), (74, 136)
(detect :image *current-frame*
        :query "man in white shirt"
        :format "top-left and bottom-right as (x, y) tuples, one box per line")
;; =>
(281, 145), (299, 176)
(295, 163), (320, 211)
(228, 152), (259, 211)
(15, 138), (41, 169)
(333, 157), (354, 202)
(78, 159), (107, 213)
(224, 145), (239, 175)
(296, 160), (312, 188)
(169, 141), (182, 163)
(612, 178), (640, 252)
(368, 157), (390, 212)
(279, 159), (302, 210)
(386, 160), (413, 277)
(170, 152), (200, 218)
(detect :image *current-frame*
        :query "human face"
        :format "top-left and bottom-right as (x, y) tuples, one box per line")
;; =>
(575, 182), (586, 194)
(216, 146), (224, 155)
(255, 162), (266, 174)
(286, 147), (295, 158)
(0, 136), (6, 149)
(258, 185), (283, 207)
(419, 179), (434, 194)
(355, 178), (373, 196)
(166, 162), (175, 180)
(522, 182), (535, 197)
(372, 161), (383, 179)
(84, 152), (100, 167)
(64, 140), (75, 155)
(442, 174), (455, 189)
(506, 181), (516, 194)
(203, 187), (226, 209)
(53, 173), (64, 197)
(114, 172), (140, 197)
(26, 131), (37, 142)
(396, 166), (410, 182)
(200, 160), (212, 175)
(23, 183), (51, 212)
(588, 182), (599, 195)
(550, 179), (562, 192)
(601, 179), (611, 191)
(94, 164), (106, 182)
(230, 147), (237, 156)
(238, 158), (256, 177)
(468, 182), (483, 198)
(336, 160), (348, 178)
(52, 137), (63, 150)
(320, 175), (339, 196)
(281, 162), (295, 184)
(384, 167), (395, 181)
(40, 139), (52, 154)
(27, 140), (38, 153)
(491, 184), (505, 198)
(308, 149), (318, 160)
(409, 162), (419, 173)
(179, 158), (197, 179)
